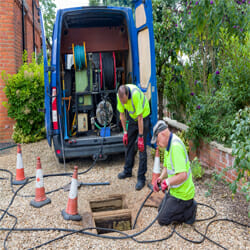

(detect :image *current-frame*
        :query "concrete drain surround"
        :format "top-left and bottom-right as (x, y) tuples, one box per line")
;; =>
(89, 195), (134, 235)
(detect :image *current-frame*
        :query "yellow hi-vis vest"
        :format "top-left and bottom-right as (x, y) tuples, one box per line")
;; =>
(117, 84), (150, 121)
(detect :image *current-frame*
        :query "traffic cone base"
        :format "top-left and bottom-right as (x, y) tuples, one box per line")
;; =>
(12, 178), (28, 185)
(30, 197), (51, 208)
(61, 209), (82, 221)
(147, 183), (154, 191)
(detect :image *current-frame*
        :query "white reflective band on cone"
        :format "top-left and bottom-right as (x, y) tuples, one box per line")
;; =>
(16, 154), (23, 169)
(36, 169), (44, 188)
(153, 157), (161, 173)
(69, 178), (78, 199)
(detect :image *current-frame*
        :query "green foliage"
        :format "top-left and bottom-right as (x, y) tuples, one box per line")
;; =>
(190, 157), (205, 179)
(152, 0), (183, 119)
(2, 51), (45, 143)
(176, 130), (189, 153)
(230, 107), (250, 201)
(40, 0), (56, 42)
(160, 0), (250, 121)
(186, 29), (250, 148)
(186, 87), (236, 148)
(105, 0), (133, 8)
(218, 30), (250, 110)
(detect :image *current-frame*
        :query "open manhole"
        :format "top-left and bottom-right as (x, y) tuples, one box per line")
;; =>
(94, 209), (132, 234)
(90, 195), (126, 212)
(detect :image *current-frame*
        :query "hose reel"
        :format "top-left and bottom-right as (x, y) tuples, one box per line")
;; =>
(73, 43), (87, 70)
(99, 52), (116, 90)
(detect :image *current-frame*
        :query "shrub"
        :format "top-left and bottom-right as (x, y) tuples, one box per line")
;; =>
(218, 30), (250, 110)
(229, 107), (250, 201)
(186, 86), (236, 148)
(190, 157), (205, 179)
(2, 51), (45, 143)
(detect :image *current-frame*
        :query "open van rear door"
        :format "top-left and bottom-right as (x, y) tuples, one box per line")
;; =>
(134, 0), (157, 126)
(39, 10), (52, 146)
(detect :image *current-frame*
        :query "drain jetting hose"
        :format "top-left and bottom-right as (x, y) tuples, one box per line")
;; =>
(1, 173), (248, 250)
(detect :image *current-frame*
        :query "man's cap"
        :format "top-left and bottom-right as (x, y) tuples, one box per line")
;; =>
(151, 120), (168, 144)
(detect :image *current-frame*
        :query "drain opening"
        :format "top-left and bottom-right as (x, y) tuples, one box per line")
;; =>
(94, 212), (132, 234)
(90, 196), (125, 212)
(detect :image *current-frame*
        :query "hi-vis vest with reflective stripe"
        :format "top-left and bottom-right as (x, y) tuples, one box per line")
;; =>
(167, 134), (191, 189)
(117, 84), (150, 120)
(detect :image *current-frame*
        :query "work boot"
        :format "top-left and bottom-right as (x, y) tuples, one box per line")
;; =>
(118, 171), (132, 179)
(135, 180), (145, 191)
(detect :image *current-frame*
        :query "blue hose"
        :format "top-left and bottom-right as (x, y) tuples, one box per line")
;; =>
(74, 45), (86, 70)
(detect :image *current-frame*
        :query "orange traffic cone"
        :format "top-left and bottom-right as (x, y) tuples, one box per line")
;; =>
(148, 147), (161, 190)
(12, 144), (28, 185)
(30, 157), (51, 208)
(62, 166), (81, 221)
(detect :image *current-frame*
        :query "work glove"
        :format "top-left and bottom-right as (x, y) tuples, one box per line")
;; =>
(138, 135), (144, 152)
(123, 132), (128, 146)
(161, 179), (169, 193)
(153, 177), (162, 192)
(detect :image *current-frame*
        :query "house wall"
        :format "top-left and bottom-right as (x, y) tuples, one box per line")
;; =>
(0, 0), (41, 142)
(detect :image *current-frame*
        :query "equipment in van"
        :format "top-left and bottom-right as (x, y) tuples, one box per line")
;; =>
(70, 42), (119, 136)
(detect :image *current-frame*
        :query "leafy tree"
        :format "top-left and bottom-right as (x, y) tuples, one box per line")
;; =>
(89, 0), (102, 5)
(152, 0), (185, 119)
(105, 0), (133, 7)
(180, 0), (249, 95)
(39, 0), (56, 42)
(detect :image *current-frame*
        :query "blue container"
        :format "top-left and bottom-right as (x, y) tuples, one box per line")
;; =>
(100, 127), (110, 137)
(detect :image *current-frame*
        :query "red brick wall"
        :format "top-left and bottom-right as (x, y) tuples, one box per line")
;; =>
(189, 140), (246, 191)
(0, 0), (41, 142)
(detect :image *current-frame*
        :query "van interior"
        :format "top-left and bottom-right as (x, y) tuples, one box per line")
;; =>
(59, 9), (132, 140)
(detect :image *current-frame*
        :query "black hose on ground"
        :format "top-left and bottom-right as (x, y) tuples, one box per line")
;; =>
(0, 149), (249, 250)
(0, 169), (249, 250)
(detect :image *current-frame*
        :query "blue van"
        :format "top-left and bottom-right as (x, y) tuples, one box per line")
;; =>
(40, 0), (158, 163)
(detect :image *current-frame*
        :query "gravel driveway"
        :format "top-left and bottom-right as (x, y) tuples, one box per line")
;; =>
(0, 139), (249, 249)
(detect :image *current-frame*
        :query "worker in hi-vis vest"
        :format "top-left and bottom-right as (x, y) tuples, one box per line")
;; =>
(151, 120), (197, 225)
(117, 84), (151, 191)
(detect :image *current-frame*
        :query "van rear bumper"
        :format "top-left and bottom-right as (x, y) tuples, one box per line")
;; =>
(53, 135), (125, 160)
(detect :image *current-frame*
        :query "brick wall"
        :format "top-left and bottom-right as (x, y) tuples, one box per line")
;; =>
(0, 0), (41, 142)
(189, 140), (239, 183)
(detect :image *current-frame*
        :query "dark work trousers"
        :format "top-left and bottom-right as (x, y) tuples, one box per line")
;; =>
(158, 192), (197, 225)
(123, 115), (150, 182)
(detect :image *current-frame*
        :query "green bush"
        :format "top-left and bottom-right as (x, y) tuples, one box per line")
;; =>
(229, 107), (250, 201)
(186, 86), (236, 148)
(218, 30), (250, 111)
(2, 51), (45, 143)
(186, 31), (250, 149)
(190, 157), (205, 179)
